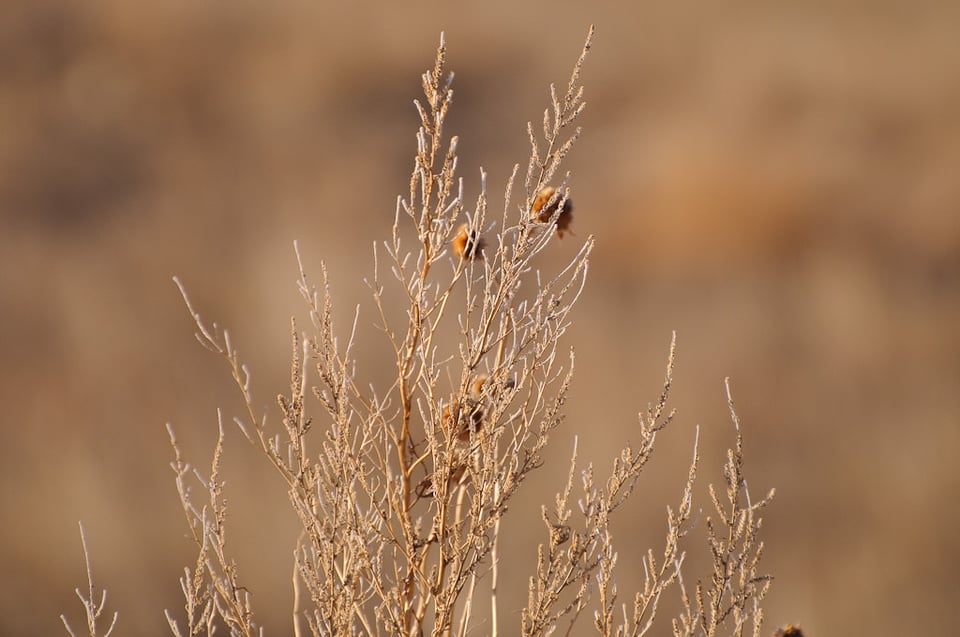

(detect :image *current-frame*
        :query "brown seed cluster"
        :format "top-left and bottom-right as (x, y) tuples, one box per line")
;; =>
(442, 398), (484, 442)
(418, 374), (518, 499)
(452, 223), (485, 259)
(532, 186), (574, 238)
(415, 463), (467, 498)
(774, 625), (804, 637)
(442, 374), (489, 441)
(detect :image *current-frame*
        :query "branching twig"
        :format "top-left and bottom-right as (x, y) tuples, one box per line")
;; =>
(60, 523), (118, 637)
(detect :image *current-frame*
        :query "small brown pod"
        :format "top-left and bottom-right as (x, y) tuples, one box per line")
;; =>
(442, 374), (514, 442)
(452, 223), (485, 259)
(532, 186), (574, 238)
(471, 374), (489, 397)
(415, 463), (469, 499)
(442, 398), (484, 442)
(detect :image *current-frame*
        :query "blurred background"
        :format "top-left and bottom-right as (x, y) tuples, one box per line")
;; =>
(2, 0), (958, 635)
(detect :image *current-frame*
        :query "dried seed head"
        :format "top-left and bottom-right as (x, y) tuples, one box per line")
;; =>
(549, 522), (571, 547)
(440, 374), (514, 443)
(471, 374), (489, 397)
(532, 186), (574, 238)
(473, 373), (516, 400)
(443, 398), (484, 441)
(452, 223), (485, 259)
(415, 463), (469, 499)
(774, 625), (804, 637)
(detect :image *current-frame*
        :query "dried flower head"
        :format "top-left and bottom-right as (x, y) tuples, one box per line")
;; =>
(532, 186), (574, 238)
(471, 374), (489, 397)
(415, 463), (468, 498)
(443, 397), (484, 442)
(452, 223), (485, 259)
(774, 624), (805, 637)
(440, 374), (508, 442)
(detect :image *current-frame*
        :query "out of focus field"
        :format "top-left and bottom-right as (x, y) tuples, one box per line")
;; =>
(2, 1), (958, 635)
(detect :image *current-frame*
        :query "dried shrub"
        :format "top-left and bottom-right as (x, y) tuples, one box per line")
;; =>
(62, 28), (779, 637)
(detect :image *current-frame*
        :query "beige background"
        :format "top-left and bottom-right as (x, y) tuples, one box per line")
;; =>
(2, 1), (958, 635)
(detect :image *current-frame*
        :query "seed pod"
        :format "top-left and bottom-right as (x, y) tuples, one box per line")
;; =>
(452, 223), (485, 259)
(442, 398), (484, 442)
(415, 462), (469, 499)
(532, 186), (574, 238)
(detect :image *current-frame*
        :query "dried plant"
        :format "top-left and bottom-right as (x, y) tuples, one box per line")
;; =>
(60, 523), (118, 637)
(62, 27), (779, 637)
(672, 380), (776, 637)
